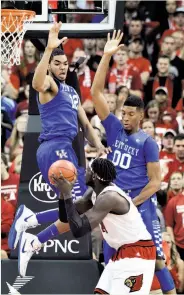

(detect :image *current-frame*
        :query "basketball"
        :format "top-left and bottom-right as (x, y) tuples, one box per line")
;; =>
(48, 160), (77, 184)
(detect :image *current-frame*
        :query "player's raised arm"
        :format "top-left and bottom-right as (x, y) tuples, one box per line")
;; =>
(32, 22), (67, 93)
(91, 30), (124, 121)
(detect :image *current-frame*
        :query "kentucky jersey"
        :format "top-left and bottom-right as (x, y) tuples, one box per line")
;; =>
(101, 113), (159, 191)
(37, 82), (80, 142)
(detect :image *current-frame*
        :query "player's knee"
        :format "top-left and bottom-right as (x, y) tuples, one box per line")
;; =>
(155, 266), (175, 292)
(58, 199), (68, 223)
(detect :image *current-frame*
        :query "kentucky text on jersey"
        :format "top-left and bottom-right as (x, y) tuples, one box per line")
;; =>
(114, 140), (139, 156)
(102, 113), (159, 192)
(37, 82), (80, 142)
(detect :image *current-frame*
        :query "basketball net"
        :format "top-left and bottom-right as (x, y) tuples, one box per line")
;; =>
(1, 9), (35, 66)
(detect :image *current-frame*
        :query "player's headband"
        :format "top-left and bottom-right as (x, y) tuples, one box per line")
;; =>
(88, 158), (112, 182)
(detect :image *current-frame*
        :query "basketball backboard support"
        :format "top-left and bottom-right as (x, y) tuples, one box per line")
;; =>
(21, 0), (124, 39)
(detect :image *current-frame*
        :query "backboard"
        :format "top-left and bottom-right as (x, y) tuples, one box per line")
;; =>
(2, 0), (124, 38)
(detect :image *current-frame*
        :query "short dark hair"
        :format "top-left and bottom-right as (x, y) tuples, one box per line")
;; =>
(91, 158), (116, 184)
(174, 134), (184, 143)
(158, 55), (170, 61)
(124, 95), (144, 110)
(49, 48), (66, 63)
(115, 85), (129, 96)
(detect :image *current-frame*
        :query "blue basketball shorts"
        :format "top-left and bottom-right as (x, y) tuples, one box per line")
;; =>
(103, 189), (164, 264)
(36, 137), (87, 199)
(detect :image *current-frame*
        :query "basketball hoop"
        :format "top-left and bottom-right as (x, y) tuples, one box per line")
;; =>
(1, 9), (36, 66)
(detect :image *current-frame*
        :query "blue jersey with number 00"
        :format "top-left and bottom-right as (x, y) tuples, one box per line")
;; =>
(102, 113), (159, 191)
(37, 82), (79, 142)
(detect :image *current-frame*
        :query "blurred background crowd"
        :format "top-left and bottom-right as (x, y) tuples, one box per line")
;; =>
(1, 1), (184, 293)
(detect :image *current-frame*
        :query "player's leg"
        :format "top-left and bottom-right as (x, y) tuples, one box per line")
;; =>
(110, 257), (156, 295)
(94, 260), (112, 294)
(139, 199), (176, 294)
(8, 205), (59, 249)
(18, 219), (70, 277)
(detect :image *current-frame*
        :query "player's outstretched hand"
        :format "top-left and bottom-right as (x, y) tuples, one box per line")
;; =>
(47, 22), (68, 50)
(51, 173), (75, 197)
(97, 145), (112, 157)
(104, 30), (124, 56)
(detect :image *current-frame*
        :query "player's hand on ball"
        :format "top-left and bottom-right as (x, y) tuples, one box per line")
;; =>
(47, 22), (68, 50)
(97, 145), (112, 157)
(104, 30), (124, 56)
(51, 173), (75, 196)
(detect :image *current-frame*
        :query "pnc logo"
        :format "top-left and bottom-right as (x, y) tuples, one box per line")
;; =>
(29, 172), (58, 203)
(43, 239), (80, 254)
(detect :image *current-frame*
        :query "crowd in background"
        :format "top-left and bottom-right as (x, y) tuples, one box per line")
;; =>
(1, 0), (184, 293)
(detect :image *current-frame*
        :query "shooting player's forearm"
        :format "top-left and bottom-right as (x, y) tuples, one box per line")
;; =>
(91, 54), (111, 97)
(32, 47), (52, 91)
(64, 198), (92, 238)
(133, 180), (161, 206)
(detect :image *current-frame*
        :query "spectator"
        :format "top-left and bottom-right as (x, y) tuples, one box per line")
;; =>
(151, 231), (184, 293)
(153, 87), (179, 131)
(9, 154), (23, 175)
(115, 86), (129, 119)
(125, 18), (144, 43)
(15, 84), (29, 118)
(63, 39), (84, 63)
(1, 197), (15, 254)
(167, 171), (184, 202)
(154, 87), (173, 112)
(84, 39), (102, 72)
(128, 38), (152, 85)
(96, 39), (106, 56)
(105, 93), (117, 114)
(1, 77), (17, 123)
(161, 35), (184, 85)
(172, 30), (184, 60)
(158, 110), (179, 134)
(108, 46), (143, 97)
(83, 39), (96, 57)
(165, 191), (184, 261)
(160, 129), (176, 160)
(173, 6), (184, 30)
(71, 48), (95, 104)
(1, 109), (13, 152)
(10, 40), (39, 102)
(164, 134), (184, 182)
(145, 55), (181, 108)
(1, 153), (20, 209)
(145, 100), (160, 124)
(142, 119), (155, 138)
(124, 1), (152, 24)
(161, 6), (184, 41)
(4, 115), (28, 161)
(1, 65), (19, 100)
(164, 0), (178, 31)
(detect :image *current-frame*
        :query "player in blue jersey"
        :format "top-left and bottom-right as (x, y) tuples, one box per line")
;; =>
(8, 22), (109, 276)
(90, 30), (176, 294)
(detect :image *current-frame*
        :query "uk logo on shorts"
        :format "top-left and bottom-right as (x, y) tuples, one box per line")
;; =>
(55, 149), (68, 159)
(124, 274), (143, 292)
